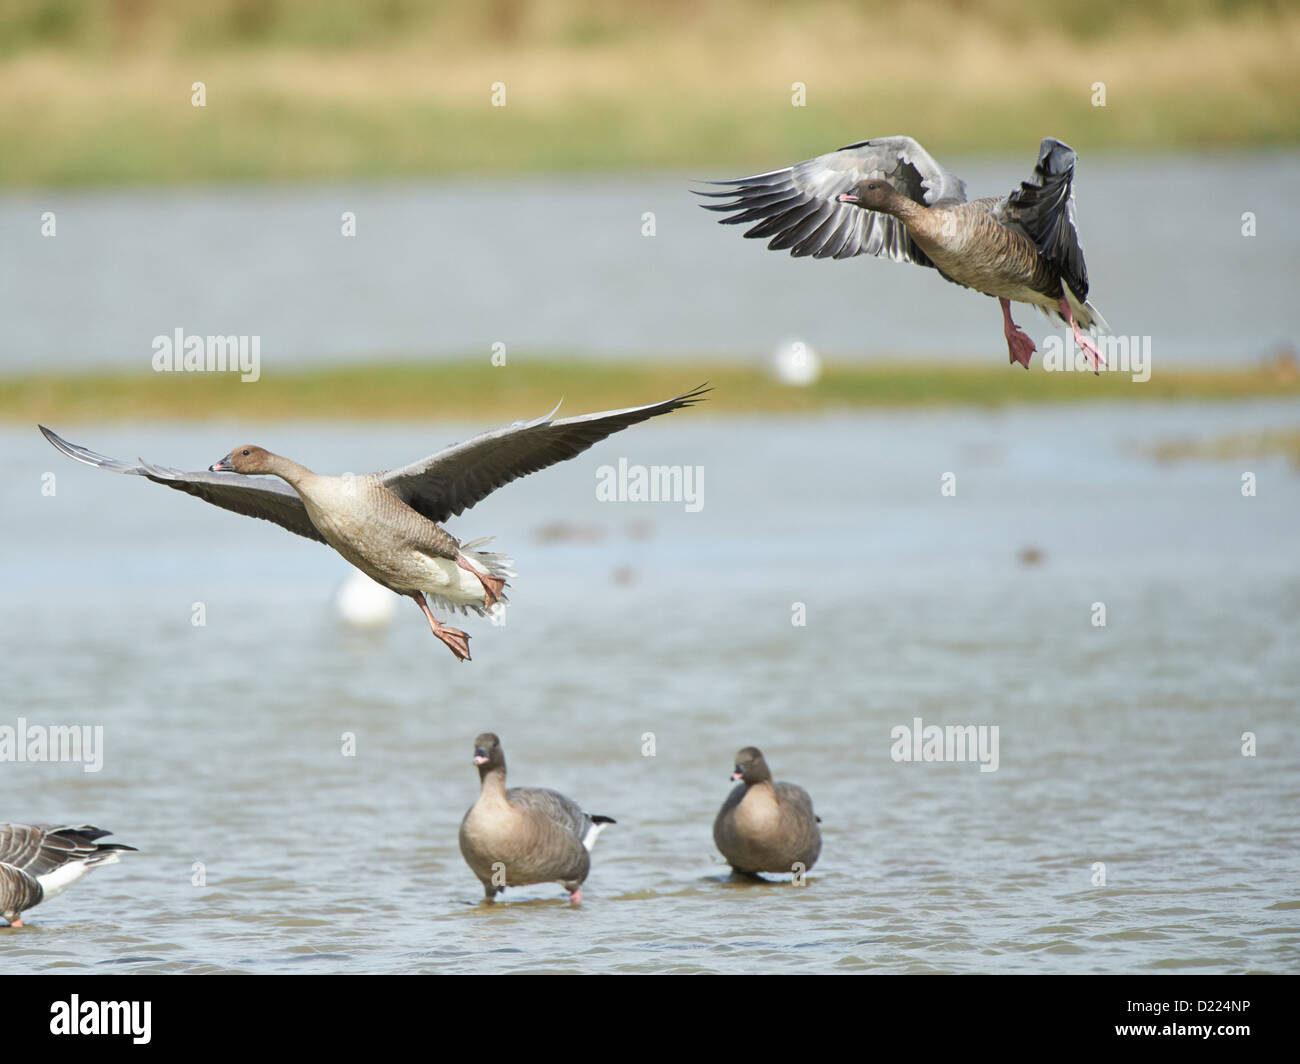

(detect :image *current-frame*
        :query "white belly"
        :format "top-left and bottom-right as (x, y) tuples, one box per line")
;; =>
(410, 554), (488, 608)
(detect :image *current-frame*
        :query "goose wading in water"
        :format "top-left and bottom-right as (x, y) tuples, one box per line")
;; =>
(39, 385), (707, 662)
(698, 136), (1108, 372)
(458, 733), (614, 905)
(1, 823), (136, 927)
(713, 747), (821, 879)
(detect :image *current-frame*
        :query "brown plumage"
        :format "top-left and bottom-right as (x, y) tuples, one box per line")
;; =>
(698, 136), (1108, 371)
(458, 733), (614, 905)
(713, 747), (821, 878)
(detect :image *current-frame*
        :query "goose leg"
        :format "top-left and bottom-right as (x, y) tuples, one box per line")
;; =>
(456, 554), (505, 607)
(1058, 299), (1106, 374)
(568, 887), (583, 905)
(1000, 298), (1036, 369)
(410, 592), (472, 662)
(9, 916), (23, 927)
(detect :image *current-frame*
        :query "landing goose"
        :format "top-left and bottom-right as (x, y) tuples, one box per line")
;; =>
(459, 733), (613, 905)
(698, 137), (1107, 371)
(0, 823), (135, 927)
(39, 385), (707, 662)
(713, 748), (821, 878)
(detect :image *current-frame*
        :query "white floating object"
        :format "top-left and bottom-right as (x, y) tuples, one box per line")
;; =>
(334, 570), (397, 629)
(771, 338), (822, 386)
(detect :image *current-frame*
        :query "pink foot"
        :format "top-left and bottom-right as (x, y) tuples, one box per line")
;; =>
(457, 554), (505, 607)
(568, 888), (582, 905)
(410, 593), (472, 662)
(1059, 299), (1106, 374)
(10, 917), (23, 928)
(1000, 298), (1036, 369)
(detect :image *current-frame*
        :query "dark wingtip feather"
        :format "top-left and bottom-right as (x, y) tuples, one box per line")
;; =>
(674, 382), (712, 407)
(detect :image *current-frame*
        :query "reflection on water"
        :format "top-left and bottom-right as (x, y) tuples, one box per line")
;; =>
(1, 402), (1298, 972)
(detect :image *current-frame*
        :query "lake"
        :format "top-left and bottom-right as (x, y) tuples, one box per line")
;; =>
(1, 402), (1297, 973)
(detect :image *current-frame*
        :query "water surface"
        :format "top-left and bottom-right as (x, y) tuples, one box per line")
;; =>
(2, 404), (1297, 973)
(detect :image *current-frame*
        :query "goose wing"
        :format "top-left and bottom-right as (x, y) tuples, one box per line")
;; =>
(999, 137), (1090, 301)
(697, 135), (967, 265)
(379, 386), (709, 525)
(39, 426), (326, 545)
(0, 822), (134, 876)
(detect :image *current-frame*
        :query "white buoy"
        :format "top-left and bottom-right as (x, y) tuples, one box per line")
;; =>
(334, 570), (397, 629)
(771, 337), (823, 386)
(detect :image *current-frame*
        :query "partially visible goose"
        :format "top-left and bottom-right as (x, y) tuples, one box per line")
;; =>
(713, 748), (821, 878)
(459, 733), (614, 905)
(1, 823), (136, 927)
(39, 385), (707, 662)
(698, 137), (1107, 372)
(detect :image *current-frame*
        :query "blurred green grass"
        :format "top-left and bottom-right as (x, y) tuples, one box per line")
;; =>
(2, 1), (1288, 53)
(1, 0), (1296, 187)
(9, 358), (1300, 424)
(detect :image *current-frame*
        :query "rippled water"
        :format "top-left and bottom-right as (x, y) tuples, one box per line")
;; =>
(1, 403), (1298, 973)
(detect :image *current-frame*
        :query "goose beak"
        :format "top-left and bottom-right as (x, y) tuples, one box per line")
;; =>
(730, 769), (743, 781)
(473, 754), (488, 765)
(837, 192), (859, 204)
(209, 455), (234, 473)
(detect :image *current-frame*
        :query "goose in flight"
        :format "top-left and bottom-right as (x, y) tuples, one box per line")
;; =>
(39, 385), (707, 662)
(698, 136), (1107, 372)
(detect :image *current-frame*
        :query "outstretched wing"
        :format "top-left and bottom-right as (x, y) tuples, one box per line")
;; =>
(696, 135), (967, 265)
(380, 385), (710, 525)
(39, 426), (327, 544)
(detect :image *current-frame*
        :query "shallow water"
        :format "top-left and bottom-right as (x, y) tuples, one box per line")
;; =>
(1, 153), (1296, 371)
(1, 403), (1297, 973)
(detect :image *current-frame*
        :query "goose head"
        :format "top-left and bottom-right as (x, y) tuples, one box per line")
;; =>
(838, 178), (904, 214)
(472, 732), (505, 773)
(730, 746), (772, 784)
(210, 445), (276, 475)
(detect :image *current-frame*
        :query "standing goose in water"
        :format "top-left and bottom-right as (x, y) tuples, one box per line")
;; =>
(698, 136), (1107, 372)
(459, 733), (614, 905)
(38, 385), (706, 662)
(713, 747), (821, 879)
(1, 823), (136, 927)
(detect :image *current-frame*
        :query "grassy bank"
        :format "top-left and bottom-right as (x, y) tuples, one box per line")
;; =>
(7, 359), (1300, 425)
(1, 1), (1297, 187)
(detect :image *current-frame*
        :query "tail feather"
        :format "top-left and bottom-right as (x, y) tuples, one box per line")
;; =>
(1052, 281), (1108, 334)
(1082, 300), (1109, 334)
(583, 815), (615, 852)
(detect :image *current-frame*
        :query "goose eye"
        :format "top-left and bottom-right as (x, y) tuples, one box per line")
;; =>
(241, 449), (250, 456)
